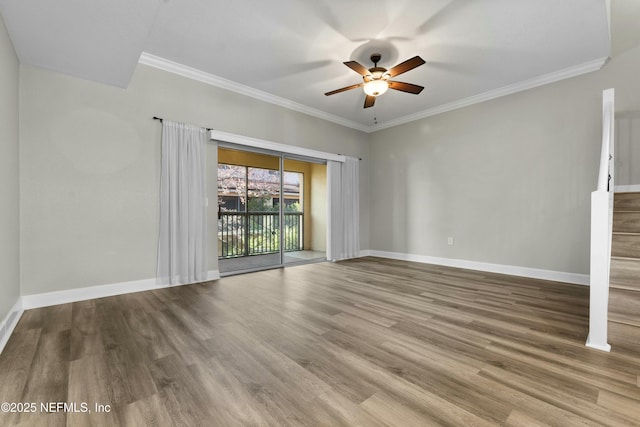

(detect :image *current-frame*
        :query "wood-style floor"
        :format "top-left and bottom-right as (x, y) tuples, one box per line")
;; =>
(1, 257), (639, 426)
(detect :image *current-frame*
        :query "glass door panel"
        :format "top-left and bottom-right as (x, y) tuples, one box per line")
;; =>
(217, 163), (246, 258)
(217, 148), (282, 274)
(282, 158), (327, 265)
(247, 166), (281, 257)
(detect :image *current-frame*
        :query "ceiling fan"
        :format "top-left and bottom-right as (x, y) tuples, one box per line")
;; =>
(325, 53), (425, 108)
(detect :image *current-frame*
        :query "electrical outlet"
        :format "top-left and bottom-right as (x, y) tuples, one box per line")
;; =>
(447, 237), (454, 245)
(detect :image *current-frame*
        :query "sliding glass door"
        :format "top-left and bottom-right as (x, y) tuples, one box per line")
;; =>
(217, 146), (326, 275)
(281, 158), (327, 266)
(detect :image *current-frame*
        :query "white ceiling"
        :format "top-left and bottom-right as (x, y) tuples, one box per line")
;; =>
(0, 0), (612, 131)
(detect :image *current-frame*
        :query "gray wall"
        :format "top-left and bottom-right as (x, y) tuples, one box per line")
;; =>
(0, 13), (20, 321)
(19, 63), (370, 295)
(369, 43), (640, 275)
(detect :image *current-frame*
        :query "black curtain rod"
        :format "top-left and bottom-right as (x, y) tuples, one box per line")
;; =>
(154, 116), (361, 160)
(153, 116), (213, 132)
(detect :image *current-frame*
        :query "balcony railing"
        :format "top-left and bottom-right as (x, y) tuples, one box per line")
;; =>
(218, 211), (303, 258)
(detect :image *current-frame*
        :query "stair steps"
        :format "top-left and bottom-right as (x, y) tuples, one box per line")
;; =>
(612, 211), (640, 233)
(610, 256), (640, 289)
(609, 287), (640, 327)
(611, 233), (640, 258)
(609, 192), (640, 333)
(614, 192), (640, 210)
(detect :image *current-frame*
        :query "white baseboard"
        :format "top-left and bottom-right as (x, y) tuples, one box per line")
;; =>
(360, 250), (589, 286)
(0, 298), (24, 354)
(585, 337), (611, 352)
(21, 270), (221, 310)
(614, 184), (640, 193)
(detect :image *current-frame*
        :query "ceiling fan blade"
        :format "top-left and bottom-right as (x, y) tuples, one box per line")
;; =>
(344, 61), (371, 77)
(324, 83), (364, 96)
(388, 81), (424, 94)
(364, 95), (376, 108)
(387, 56), (425, 77)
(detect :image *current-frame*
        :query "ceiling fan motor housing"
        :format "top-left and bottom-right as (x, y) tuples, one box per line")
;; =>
(368, 67), (388, 79)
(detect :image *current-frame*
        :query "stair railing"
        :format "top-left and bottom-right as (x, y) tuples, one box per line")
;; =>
(586, 88), (615, 352)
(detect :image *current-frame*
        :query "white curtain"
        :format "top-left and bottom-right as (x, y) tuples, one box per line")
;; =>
(157, 121), (208, 285)
(327, 157), (360, 261)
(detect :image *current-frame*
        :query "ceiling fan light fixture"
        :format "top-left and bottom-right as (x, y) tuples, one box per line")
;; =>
(363, 79), (389, 97)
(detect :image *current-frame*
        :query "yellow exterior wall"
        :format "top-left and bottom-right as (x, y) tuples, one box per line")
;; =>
(284, 159), (312, 250)
(310, 163), (327, 252)
(218, 147), (279, 170)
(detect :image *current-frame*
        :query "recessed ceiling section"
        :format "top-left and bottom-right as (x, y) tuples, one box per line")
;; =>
(0, 0), (611, 129)
(0, 0), (161, 88)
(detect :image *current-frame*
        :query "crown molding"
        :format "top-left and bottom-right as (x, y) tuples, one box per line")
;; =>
(138, 52), (370, 133)
(140, 53), (609, 134)
(370, 56), (610, 131)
